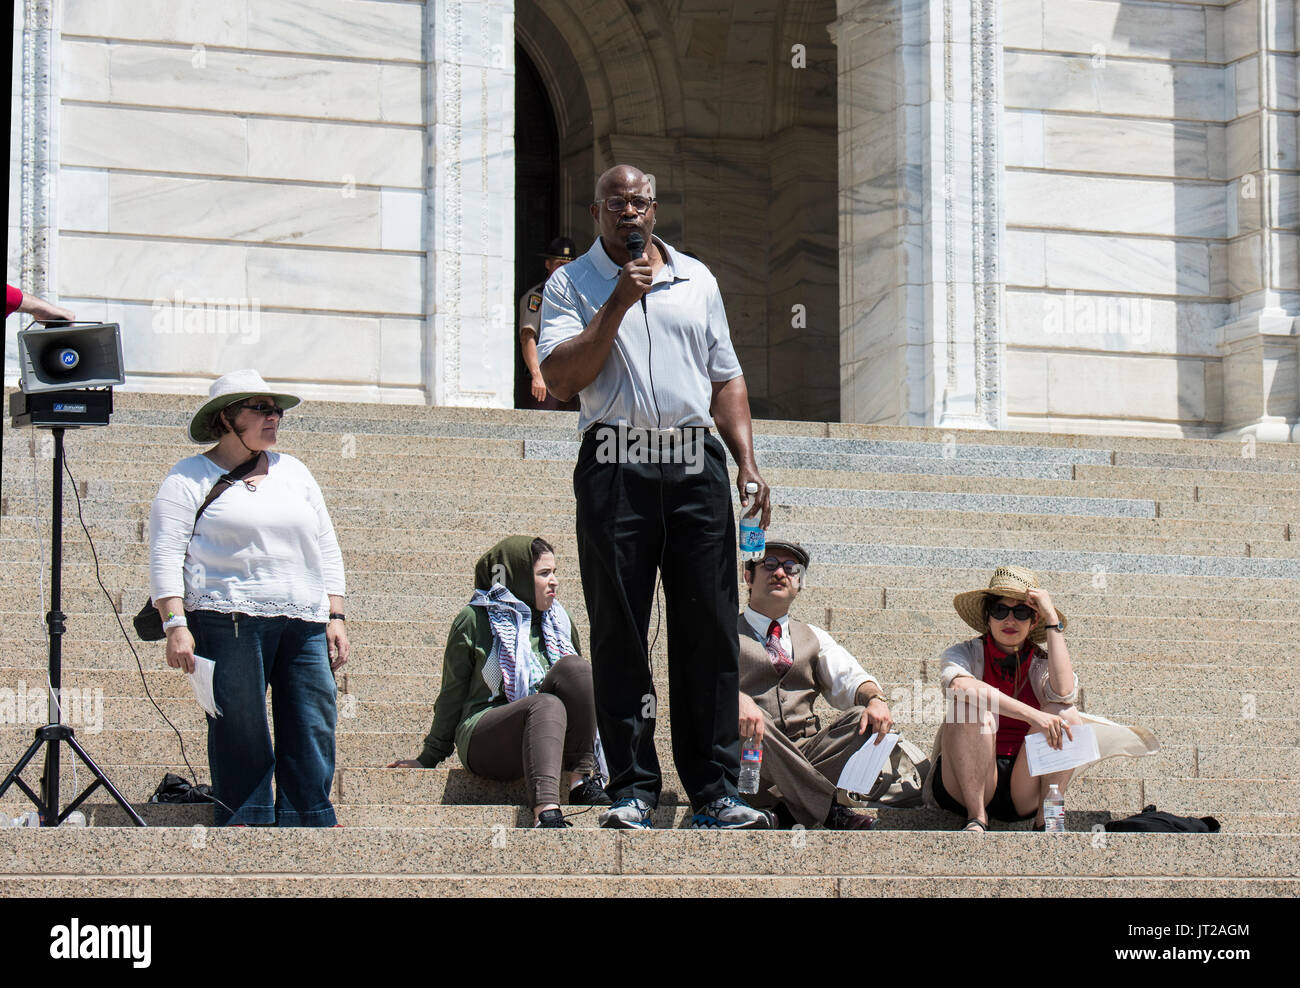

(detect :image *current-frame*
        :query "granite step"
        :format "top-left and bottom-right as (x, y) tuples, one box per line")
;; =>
(46, 388), (1300, 460)
(72, 800), (1300, 834)
(10, 589), (1300, 644)
(9, 562), (1300, 622)
(4, 758), (1296, 820)
(8, 562), (1300, 619)
(2, 875), (1294, 897)
(8, 507), (1289, 559)
(7, 629), (1300, 669)
(0, 828), (1292, 880)
(9, 481), (1295, 528)
(10, 537), (1300, 586)
(6, 659), (1294, 702)
(2, 678), (1289, 736)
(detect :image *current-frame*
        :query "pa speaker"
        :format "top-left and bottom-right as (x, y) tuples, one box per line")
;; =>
(16, 321), (125, 393)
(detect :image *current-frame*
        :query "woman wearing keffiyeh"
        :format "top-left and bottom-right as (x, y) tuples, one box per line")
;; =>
(388, 536), (610, 827)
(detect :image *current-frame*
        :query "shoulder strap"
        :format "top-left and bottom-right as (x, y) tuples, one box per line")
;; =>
(193, 453), (262, 528)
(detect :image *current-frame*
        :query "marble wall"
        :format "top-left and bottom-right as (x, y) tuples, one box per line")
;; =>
(834, 0), (1300, 438)
(8, 0), (515, 406)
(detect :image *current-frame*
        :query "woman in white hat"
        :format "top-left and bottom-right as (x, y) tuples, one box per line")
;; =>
(148, 370), (348, 827)
(924, 566), (1157, 831)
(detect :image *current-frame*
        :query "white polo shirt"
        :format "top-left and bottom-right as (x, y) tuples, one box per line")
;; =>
(536, 236), (743, 432)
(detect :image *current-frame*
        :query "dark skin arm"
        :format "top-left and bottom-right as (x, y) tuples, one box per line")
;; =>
(540, 248), (655, 401)
(711, 375), (771, 528)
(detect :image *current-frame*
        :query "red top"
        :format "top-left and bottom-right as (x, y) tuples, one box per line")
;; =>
(6, 284), (22, 317)
(981, 634), (1041, 757)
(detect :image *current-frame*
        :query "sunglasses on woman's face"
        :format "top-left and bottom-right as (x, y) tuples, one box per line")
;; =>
(989, 602), (1035, 622)
(233, 402), (285, 417)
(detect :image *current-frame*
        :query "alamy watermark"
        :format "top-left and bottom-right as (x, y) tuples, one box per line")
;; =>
(592, 424), (704, 475)
(1041, 290), (1151, 345)
(888, 681), (1005, 730)
(0, 680), (103, 734)
(151, 291), (261, 343)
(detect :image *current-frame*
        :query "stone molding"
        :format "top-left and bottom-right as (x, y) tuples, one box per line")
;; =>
(20, 0), (56, 300)
(427, 0), (515, 407)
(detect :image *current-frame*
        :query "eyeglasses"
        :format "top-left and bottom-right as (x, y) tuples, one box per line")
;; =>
(232, 401), (285, 417)
(594, 196), (655, 214)
(758, 557), (804, 576)
(988, 602), (1035, 621)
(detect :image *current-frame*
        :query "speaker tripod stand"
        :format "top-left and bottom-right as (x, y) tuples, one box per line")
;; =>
(0, 424), (145, 826)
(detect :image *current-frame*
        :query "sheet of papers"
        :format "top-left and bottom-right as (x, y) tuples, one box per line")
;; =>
(1025, 723), (1098, 776)
(187, 655), (222, 719)
(835, 732), (899, 793)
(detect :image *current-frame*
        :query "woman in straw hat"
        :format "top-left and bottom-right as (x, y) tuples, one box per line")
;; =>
(922, 565), (1158, 832)
(148, 370), (348, 827)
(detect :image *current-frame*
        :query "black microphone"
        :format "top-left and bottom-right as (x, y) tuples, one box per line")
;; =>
(625, 232), (647, 312)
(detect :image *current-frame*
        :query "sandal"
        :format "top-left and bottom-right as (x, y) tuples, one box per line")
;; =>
(962, 818), (987, 832)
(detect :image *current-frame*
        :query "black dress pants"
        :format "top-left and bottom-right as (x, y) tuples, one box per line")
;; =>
(573, 429), (740, 809)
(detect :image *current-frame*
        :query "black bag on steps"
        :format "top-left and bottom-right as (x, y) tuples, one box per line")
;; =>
(1103, 804), (1220, 833)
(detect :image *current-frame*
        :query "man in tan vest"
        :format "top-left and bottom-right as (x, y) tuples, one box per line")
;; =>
(737, 540), (893, 829)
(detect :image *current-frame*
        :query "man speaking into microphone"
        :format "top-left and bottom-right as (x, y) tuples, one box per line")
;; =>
(537, 164), (773, 829)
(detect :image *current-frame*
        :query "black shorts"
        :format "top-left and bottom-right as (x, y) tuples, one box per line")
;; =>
(932, 753), (1036, 822)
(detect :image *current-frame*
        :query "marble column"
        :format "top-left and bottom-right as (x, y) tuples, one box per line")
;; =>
(1217, 0), (1300, 442)
(831, 0), (1004, 429)
(426, 0), (516, 407)
(8, 0), (59, 383)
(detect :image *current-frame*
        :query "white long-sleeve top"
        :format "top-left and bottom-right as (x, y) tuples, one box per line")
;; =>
(743, 606), (879, 710)
(148, 452), (345, 622)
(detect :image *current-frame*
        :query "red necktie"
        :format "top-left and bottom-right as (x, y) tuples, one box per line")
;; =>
(765, 619), (792, 676)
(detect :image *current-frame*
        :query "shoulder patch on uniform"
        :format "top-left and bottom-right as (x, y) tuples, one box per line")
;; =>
(527, 293), (542, 312)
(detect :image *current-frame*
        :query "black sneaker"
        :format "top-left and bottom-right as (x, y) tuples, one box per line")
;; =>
(569, 776), (613, 806)
(533, 808), (572, 829)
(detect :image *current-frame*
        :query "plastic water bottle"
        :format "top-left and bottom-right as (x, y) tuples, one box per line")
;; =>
(738, 735), (763, 794)
(738, 482), (764, 560)
(61, 811), (87, 828)
(1043, 784), (1065, 833)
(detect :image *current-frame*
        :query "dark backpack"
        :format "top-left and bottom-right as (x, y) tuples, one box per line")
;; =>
(150, 772), (215, 805)
(1104, 804), (1220, 833)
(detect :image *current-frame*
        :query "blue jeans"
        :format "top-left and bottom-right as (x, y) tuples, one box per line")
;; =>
(189, 610), (338, 827)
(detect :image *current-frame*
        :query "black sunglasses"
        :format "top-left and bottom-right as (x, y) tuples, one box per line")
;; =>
(231, 401), (285, 417)
(988, 602), (1035, 621)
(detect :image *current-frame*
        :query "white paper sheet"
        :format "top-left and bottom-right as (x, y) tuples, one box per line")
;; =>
(835, 732), (899, 793)
(1024, 723), (1098, 776)
(187, 655), (222, 719)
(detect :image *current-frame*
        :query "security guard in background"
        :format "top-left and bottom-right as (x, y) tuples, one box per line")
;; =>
(519, 236), (579, 410)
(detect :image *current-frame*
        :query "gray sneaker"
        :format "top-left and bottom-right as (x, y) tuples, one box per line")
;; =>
(690, 795), (776, 830)
(599, 796), (654, 830)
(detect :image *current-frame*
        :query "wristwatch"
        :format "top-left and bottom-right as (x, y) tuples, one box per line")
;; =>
(1046, 619), (1064, 634)
(329, 612), (346, 622)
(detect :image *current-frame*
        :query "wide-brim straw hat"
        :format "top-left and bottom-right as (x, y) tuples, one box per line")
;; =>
(952, 565), (1066, 644)
(188, 369), (301, 443)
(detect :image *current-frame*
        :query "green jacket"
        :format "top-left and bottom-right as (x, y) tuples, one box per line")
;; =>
(417, 603), (582, 769)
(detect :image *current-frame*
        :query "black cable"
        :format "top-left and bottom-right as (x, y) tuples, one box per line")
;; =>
(62, 454), (235, 819)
